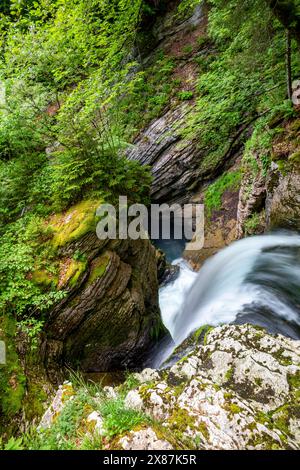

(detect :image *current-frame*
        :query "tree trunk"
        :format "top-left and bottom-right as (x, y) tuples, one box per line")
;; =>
(286, 30), (293, 100)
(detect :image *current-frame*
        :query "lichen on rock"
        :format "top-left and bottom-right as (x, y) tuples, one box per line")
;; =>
(39, 324), (300, 450)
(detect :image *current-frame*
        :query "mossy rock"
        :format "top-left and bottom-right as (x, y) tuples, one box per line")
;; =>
(289, 150), (300, 167)
(31, 269), (58, 289)
(49, 199), (101, 249)
(59, 258), (88, 288)
(87, 252), (111, 285)
(0, 316), (26, 430)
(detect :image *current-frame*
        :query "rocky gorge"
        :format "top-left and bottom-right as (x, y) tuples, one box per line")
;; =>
(0, 0), (300, 452)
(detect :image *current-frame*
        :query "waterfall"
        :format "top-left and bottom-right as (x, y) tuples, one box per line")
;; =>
(159, 233), (300, 350)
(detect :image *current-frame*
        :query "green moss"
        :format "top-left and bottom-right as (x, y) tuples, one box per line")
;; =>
(181, 44), (193, 55)
(167, 407), (198, 449)
(198, 420), (210, 441)
(177, 91), (194, 101)
(177, 355), (188, 364)
(229, 403), (242, 415)
(204, 170), (242, 218)
(287, 370), (300, 391)
(225, 366), (234, 383)
(0, 316), (26, 425)
(193, 324), (214, 345)
(270, 404), (293, 438)
(289, 119), (300, 134)
(23, 382), (48, 421)
(87, 253), (111, 285)
(31, 269), (57, 288)
(250, 433), (281, 450)
(244, 212), (264, 236)
(173, 382), (186, 397)
(272, 348), (293, 367)
(276, 159), (289, 174)
(203, 327), (214, 346)
(289, 150), (300, 165)
(61, 258), (88, 288)
(254, 377), (263, 387)
(50, 200), (101, 249)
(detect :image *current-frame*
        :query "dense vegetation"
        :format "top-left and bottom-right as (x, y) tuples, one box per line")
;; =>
(0, 0), (300, 445)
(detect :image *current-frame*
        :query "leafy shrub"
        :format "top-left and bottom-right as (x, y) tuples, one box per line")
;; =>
(177, 91), (194, 101)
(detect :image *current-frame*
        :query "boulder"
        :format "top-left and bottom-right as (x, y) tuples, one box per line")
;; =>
(41, 200), (163, 380)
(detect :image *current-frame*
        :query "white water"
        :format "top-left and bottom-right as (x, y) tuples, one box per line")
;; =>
(159, 233), (300, 348)
(159, 259), (198, 335)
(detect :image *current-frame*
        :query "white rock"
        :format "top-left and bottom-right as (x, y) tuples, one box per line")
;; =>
(103, 386), (117, 400)
(38, 383), (74, 430)
(134, 368), (160, 384)
(87, 411), (105, 435)
(119, 427), (173, 450)
(125, 390), (143, 411)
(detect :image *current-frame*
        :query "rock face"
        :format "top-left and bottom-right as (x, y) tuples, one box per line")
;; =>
(42, 201), (162, 380)
(127, 104), (201, 204)
(122, 324), (300, 450)
(127, 4), (213, 205)
(120, 427), (173, 451)
(266, 167), (300, 230)
(237, 116), (300, 237)
(184, 171), (240, 270)
(40, 325), (300, 450)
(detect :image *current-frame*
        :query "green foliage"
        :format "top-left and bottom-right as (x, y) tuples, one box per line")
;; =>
(27, 386), (97, 450)
(0, 0), (151, 220)
(176, 0), (202, 20)
(1, 436), (24, 450)
(22, 377), (149, 450)
(0, 316), (26, 419)
(119, 372), (141, 397)
(18, 319), (44, 351)
(177, 91), (194, 101)
(114, 52), (176, 140)
(99, 397), (148, 438)
(242, 115), (278, 187)
(182, 0), (300, 175)
(0, 1), (152, 371)
(0, 215), (65, 316)
(244, 212), (263, 236)
(204, 170), (242, 217)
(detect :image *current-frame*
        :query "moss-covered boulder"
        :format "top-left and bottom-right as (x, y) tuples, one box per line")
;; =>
(41, 200), (163, 380)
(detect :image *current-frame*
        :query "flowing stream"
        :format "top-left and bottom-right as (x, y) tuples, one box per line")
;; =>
(159, 233), (300, 354)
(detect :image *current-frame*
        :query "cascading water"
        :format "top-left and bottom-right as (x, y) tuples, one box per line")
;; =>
(159, 233), (300, 356)
(159, 258), (198, 335)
